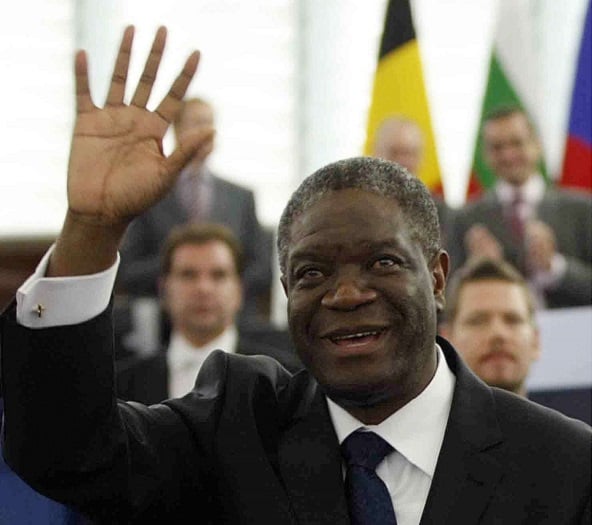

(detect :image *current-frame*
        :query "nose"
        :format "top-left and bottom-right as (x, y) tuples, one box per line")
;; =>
(487, 316), (512, 342)
(191, 275), (215, 295)
(321, 277), (377, 310)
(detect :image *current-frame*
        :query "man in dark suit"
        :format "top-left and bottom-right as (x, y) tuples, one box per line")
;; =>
(116, 222), (301, 404)
(118, 96), (272, 323)
(0, 396), (90, 524)
(1, 27), (590, 524)
(447, 106), (591, 309)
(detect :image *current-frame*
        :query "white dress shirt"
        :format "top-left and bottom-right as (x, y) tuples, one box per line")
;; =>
(327, 345), (455, 525)
(167, 327), (238, 398)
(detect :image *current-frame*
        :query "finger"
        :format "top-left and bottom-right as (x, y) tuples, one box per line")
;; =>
(164, 128), (215, 178)
(105, 25), (135, 106)
(130, 26), (166, 108)
(74, 50), (95, 114)
(154, 50), (200, 123)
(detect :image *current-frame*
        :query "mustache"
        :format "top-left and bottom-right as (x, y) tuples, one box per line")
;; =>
(479, 347), (517, 364)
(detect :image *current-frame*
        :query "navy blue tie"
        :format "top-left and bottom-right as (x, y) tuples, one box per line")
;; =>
(341, 430), (397, 525)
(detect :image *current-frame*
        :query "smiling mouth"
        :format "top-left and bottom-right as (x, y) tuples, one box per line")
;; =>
(327, 329), (386, 347)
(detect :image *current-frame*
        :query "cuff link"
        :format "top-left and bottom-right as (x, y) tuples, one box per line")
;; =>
(34, 304), (46, 318)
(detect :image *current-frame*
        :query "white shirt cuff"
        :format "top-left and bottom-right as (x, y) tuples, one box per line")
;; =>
(16, 244), (120, 328)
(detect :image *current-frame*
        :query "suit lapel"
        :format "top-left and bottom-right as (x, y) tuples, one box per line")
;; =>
(278, 382), (350, 525)
(420, 338), (504, 524)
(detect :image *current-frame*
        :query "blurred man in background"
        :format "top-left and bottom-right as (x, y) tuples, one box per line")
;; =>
(116, 223), (301, 404)
(372, 116), (451, 240)
(441, 257), (540, 397)
(442, 257), (591, 424)
(447, 106), (592, 308)
(118, 97), (273, 324)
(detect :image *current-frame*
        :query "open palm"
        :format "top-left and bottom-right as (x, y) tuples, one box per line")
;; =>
(67, 26), (212, 227)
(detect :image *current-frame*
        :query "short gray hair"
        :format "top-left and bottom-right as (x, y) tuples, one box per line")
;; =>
(277, 156), (441, 276)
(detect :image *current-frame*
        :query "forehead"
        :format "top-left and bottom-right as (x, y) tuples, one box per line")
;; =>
(288, 189), (411, 256)
(458, 280), (531, 313)
(172, 241), (236, 270)
(383, 124), (421, 144)
(484, 114), (532, 140)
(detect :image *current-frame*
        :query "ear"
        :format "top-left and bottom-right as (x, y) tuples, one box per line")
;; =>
(431, 250), (449, 312)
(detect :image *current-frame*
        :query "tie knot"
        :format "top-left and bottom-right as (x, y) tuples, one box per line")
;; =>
(341, 431), (393, 470)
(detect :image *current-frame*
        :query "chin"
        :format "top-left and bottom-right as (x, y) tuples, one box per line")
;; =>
(322, 379), (395, 409)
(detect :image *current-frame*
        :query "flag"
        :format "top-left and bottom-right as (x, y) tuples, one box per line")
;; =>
(364, 0), (441, 194)
(560, 0), (592, 192)
(468, 0), (545, 198)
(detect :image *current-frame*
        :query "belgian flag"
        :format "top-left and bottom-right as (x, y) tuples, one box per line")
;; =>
(364, 0), (441, 194)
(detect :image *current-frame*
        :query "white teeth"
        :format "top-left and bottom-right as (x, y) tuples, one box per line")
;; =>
(332, 330), (380, 340)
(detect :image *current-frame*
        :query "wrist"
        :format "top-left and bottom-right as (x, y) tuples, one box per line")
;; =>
(47, 210), (127, 277)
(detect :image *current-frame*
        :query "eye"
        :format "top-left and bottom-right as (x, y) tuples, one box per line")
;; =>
(299, 267), (324, 279)
(504, 313), (527, 325)
(464, 313), (488, 326)
(293, 265), (326, 285)
(371, 256), (401, 271)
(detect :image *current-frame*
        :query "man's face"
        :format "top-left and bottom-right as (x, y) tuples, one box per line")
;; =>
(482, 113), (541, 186)
(444, 279), (540, 395)
(373, 124), (423, 175)
(282, 189), (447, 421)
(162, 241), (242, 344)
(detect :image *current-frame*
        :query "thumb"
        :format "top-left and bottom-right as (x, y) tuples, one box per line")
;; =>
(164, 128), (215, 179)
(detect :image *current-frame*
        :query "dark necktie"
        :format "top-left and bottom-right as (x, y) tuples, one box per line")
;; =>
(507, 189), (525, 243)
(341, 430), (397, 525)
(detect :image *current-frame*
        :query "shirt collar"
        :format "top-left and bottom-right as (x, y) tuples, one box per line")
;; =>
(495, 173), (546, 206)
(167, 325), (238, 371)
(326, 344), (455, 477)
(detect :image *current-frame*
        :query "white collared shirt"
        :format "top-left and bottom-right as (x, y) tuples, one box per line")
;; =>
(326, 345), (455, 525)
(495, 173), (546, 222)
(167, 327), (238, 398)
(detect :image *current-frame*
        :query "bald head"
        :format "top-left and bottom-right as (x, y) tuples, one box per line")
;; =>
(372, 117), (424, 175)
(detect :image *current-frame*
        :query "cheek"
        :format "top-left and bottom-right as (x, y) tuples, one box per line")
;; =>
(453, 330), (485, 357)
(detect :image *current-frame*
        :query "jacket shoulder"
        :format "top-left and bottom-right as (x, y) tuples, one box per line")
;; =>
(492, 387), (592, 449)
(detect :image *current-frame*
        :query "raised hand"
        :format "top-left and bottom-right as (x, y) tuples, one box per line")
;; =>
(525, 220), (557, 274)
(67, 26), (213, 227)
(49, 26), (213, 277)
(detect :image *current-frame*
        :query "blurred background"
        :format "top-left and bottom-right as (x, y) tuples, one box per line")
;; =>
(0, 0), (589, 316)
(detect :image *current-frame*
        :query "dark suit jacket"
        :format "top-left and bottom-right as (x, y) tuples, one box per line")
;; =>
(115, 333), (303, 405)
(1, 305), (590, 524)
(0, 400), (90, 525)
(447, 186), (592, 308)
(117, 173), (272, 318)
